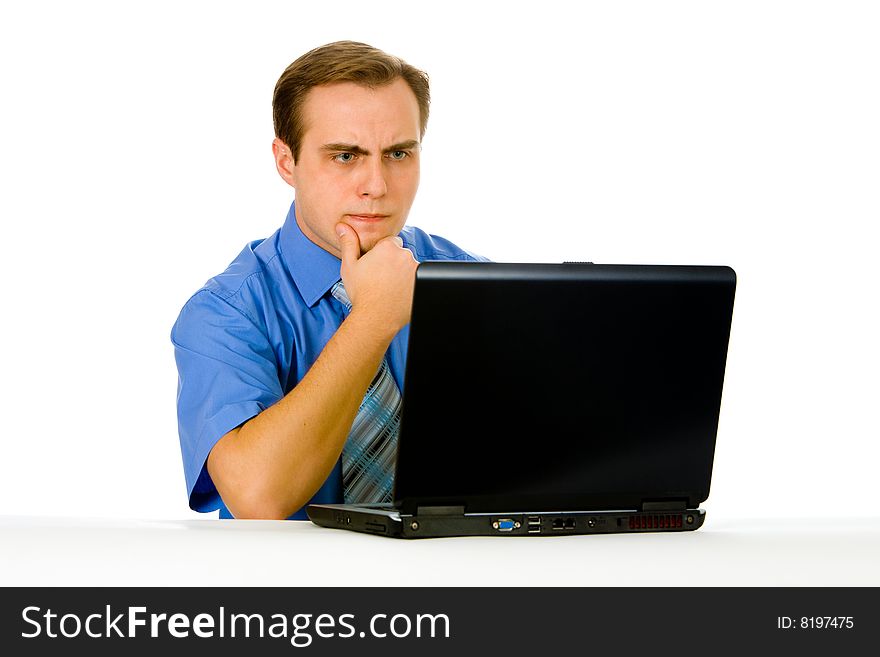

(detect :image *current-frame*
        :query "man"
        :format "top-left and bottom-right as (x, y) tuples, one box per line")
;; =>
(171, 41), (486, 520)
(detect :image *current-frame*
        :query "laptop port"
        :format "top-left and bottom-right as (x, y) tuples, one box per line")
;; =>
(492, 518), (521, 532)
(552, 518), (576, 531)
(527, 516), (541, 534)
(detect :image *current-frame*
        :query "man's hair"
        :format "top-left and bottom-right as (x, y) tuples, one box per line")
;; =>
(273, 40), (430, 161)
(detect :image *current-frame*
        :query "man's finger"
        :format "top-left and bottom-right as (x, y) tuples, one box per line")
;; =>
(335, 223), (361, 263)
(376, 235), (404, 248)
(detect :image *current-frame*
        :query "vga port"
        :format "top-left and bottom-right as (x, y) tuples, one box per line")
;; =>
(492, 518), (521, 532)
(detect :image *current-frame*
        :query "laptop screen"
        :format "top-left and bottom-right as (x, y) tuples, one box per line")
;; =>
(394, 262), (736, 514)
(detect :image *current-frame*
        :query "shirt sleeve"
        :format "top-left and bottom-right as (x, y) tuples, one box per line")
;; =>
(171, 289), (283, 512)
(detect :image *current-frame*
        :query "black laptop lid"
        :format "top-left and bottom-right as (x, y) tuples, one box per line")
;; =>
(394, 262), (736, 514)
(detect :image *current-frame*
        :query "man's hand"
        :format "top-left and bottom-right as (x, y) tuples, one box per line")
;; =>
(335, 223), (418, 334)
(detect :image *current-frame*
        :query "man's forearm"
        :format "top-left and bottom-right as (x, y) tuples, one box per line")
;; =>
(207, 309), (399, 519)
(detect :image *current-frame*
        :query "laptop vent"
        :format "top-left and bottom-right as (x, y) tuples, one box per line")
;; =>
(628, 514), (683, 530)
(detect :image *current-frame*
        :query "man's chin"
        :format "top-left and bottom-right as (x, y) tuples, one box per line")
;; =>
(346, 224), (403, 254)
(357, 236), (386, 255)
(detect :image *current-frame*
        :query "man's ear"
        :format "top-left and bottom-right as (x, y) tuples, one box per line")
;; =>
(272, 138), (296, 188)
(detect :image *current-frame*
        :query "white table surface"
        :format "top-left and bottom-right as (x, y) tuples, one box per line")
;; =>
(2, 515), (878, 587)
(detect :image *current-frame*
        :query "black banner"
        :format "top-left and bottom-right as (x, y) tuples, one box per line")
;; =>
(1, 587), (876, 655)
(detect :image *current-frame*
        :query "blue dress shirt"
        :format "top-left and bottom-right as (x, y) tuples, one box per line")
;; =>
(171, 201), (487, 519)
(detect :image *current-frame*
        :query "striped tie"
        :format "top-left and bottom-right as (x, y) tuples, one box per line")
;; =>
(331, 280), (402, 504)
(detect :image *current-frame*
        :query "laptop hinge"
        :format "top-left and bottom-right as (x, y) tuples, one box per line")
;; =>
(640, 499), (688, 512)
(416, 505), (466, 516)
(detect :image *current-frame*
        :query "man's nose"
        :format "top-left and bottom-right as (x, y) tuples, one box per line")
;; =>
(357, 157), (387, 198)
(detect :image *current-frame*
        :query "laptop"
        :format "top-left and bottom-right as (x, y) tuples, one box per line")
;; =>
(307, 261), (736, 538)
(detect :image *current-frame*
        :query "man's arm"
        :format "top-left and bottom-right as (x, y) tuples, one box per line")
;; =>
(207, 224), (417, 519)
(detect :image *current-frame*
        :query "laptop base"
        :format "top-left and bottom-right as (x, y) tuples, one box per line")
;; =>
(307, 504), (706, 539)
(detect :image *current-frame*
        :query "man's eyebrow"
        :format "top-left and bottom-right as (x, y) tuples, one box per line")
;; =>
(321, 143), (370, 156)
(382, 140), (420, 153)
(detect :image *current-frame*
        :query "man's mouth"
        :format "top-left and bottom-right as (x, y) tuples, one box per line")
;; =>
(346, 213), (390, 222)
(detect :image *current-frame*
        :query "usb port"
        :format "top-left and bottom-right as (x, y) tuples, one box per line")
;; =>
(527, 516), (541, 534)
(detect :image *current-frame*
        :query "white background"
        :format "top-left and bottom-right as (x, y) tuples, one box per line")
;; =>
(1, 1), (877, 522)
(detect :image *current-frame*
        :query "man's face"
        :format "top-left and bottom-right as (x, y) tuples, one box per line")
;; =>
(287, 78), (421, 257)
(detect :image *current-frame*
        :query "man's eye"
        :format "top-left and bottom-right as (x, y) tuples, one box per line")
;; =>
(387, 150), (408, 160)
(333, 153), (356, 163)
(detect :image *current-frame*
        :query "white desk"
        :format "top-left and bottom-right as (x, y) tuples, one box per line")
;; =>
(2, 515), (878, 587)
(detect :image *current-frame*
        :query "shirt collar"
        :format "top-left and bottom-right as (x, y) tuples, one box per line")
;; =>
(278, 201), (342, 308)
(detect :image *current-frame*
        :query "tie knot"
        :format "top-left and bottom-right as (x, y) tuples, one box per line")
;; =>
(331, 280), (352, 311)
